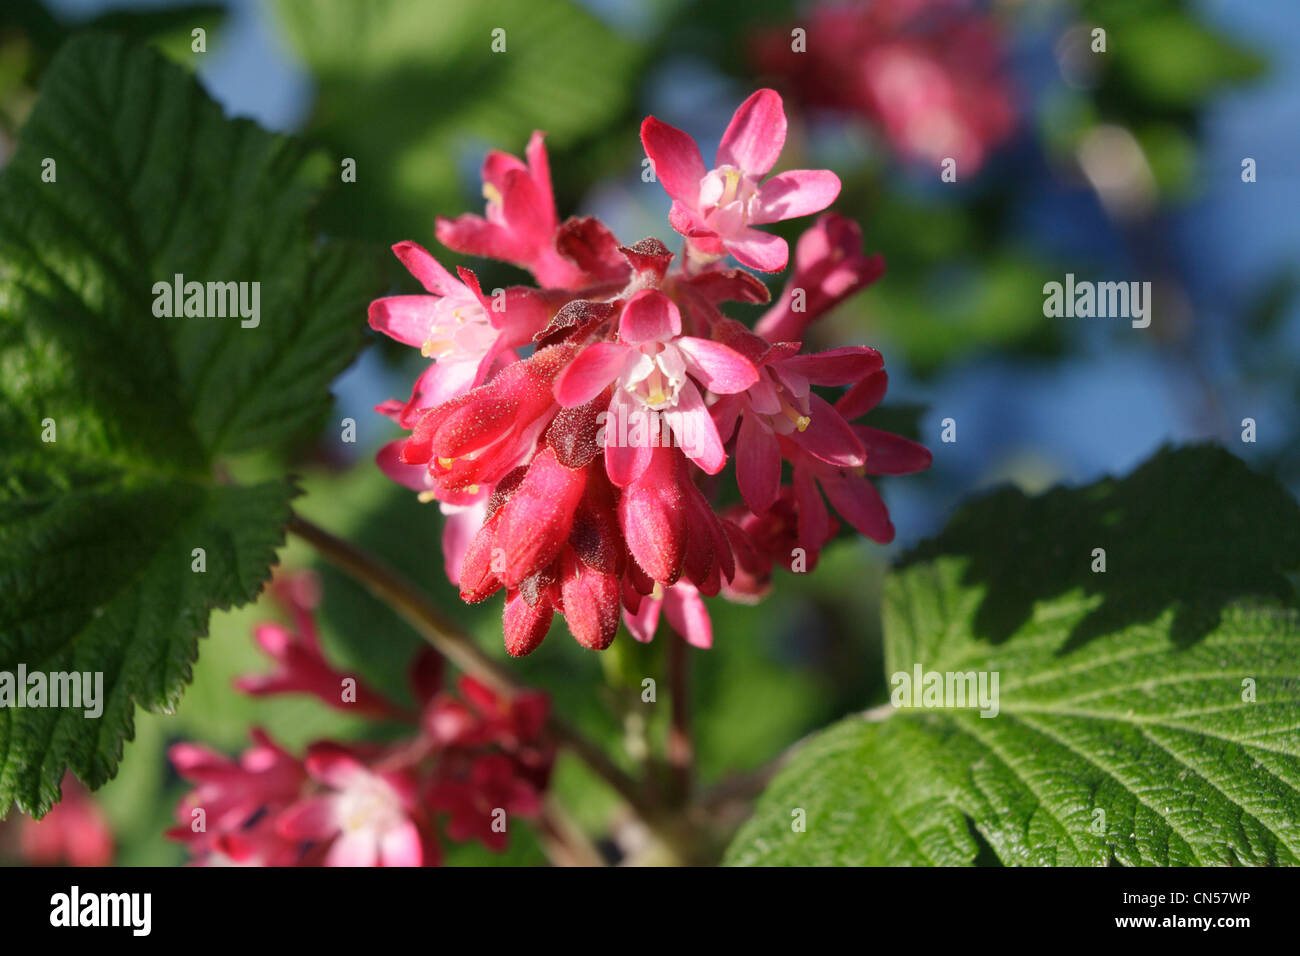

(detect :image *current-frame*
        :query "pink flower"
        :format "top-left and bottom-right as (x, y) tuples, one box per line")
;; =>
(400, 343), (578, 499)
(167, 729), (307, 865)
(623, 579), (713, 648)
(721, 491), (838, 602)
(428, 753), (543, 852)
(11, 773), (113, 867)
(234, 572), (406, 720)
(641, 89), (841, 272)
(278, 744), (434, 867)
(436, 132), (609, 290)
(553, 289), (758, 485)
(370, 241), (553, 427)
(711, 319), (884, 515)
(755, 213), (885, 343)
(752, 0), (1017, 173)
(782, 368), (933, 546)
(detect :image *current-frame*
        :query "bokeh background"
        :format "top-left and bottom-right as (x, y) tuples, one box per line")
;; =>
(1, 0), (1296, 865)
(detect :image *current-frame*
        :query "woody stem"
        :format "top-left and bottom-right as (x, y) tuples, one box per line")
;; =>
(286, 513), (657, 823)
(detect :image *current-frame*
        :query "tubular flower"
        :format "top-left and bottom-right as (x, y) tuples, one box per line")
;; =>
(234, 571), (407, 720)
(755, 213), (886, 343)
(370, 241), (555, 426)
(435, 131), (627, 290)
(372, 93), (929, 654)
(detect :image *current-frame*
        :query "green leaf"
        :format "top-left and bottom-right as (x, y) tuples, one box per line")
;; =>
(271, 0), (644, 241)
(726, 446), (1300, 866)
(0, 34), (371, 816)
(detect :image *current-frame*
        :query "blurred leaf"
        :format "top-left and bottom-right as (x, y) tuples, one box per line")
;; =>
(1103, 11), (1266, 109)
(273, 0), (645, 241)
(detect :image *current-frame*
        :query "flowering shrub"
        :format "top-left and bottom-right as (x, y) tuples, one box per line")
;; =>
(1, 17), (1294, 876)
(370, 90), (931, 657)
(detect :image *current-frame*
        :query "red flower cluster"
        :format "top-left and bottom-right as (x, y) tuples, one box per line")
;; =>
(752, 0), (1018, 172)
(167, 573), (553, 867)
(372, 89), (930, 656)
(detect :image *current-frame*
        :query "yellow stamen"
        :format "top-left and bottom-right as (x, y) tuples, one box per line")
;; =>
(417, 490), (439, 503)
(437, 457), (455, 469)
(721, 168), (741, 204)
(782, 404), (811, 432)
(482, 182), (503, 207)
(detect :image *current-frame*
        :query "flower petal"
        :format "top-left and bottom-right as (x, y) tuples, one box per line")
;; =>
(640, 116), (708, 207)
(392, 241), (460, 296)
(724, 229), (789, 272)
(367, 295), (436, 347)
(325, 829), (379, 868)
(622, 594), (661, 643)
(854, 426), (934, 475)
(717, 88), (787, 178)
(376, 439), (431, 492)
(835, 368), (889, 421)
(780, 346), (883, 386)
(524, 131), (555, 220)
(441, 498), (489, 586)
(666, 381), (726, 474)
(379, 819), (424, 867)
(675, 337), (759, 393)
(737, 413), (782, 514)
(619, 289), (681, 344)
(277, 797), (338, 841)
(820, 471), (894, 544)
(710, 394), (742, 443)
(304, 746), (369, 790)
(663, 583), (713, 649)
(603, 390), (655, 486)
(789, 394), (866, 467)
(752, 170), (842, 225)
(554, 342), (630, 407)
(794, 466), (832, 551)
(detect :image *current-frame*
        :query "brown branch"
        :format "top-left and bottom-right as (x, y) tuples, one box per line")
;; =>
(665, 635), (693, 803)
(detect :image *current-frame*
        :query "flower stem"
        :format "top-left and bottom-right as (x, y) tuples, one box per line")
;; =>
(665, 635), (693, 803)
(286, 513), (657, 822)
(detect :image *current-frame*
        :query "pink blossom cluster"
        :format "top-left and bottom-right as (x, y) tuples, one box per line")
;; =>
(752, 0), (1017, 172)
(167, 573), (552, 866)
(371, 89), (930, 656)
(0, 772), (113, 867)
